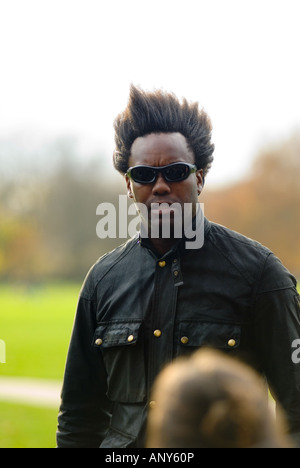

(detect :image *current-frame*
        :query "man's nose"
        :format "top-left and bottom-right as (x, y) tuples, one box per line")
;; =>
(152, 173), (171, 195)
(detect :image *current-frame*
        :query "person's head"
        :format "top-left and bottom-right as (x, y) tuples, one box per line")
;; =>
(147, 349), (291, 448)
(113, 85), (214, 245)
(113, 84), (214, 178)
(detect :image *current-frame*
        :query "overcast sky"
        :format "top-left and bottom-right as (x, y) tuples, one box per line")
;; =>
(0, 0), (299, 186)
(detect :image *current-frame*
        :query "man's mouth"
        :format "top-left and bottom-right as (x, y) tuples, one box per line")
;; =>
(149, 201), (183, 219)
(150, 201), (172, 213)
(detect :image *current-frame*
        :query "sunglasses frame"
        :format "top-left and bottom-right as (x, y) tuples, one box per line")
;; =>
(126, 162), (198, 184)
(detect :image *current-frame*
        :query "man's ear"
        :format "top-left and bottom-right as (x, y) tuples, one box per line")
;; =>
(125, 175), (134, 199)
(196, 169), (204, 196)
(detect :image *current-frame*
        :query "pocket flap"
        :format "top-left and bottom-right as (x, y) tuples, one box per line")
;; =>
(100, 426), (136, 448)
(93, 320), (142, 348)
(178, 321), (241, 349)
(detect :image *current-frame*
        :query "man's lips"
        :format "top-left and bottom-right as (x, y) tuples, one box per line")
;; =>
(149, 201), (174, 211)
(147, 201), (182, 216)
(147, 199), (177, 207)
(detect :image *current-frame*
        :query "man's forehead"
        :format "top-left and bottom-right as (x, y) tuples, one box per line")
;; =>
(130, 132), (194, 165)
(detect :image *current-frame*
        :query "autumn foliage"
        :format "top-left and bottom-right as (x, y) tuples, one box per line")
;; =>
(0, 132), (299, 281)
(202, 132), (300, 277)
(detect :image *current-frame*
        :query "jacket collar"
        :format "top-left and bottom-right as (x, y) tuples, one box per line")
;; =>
(138, 208), (210, 258)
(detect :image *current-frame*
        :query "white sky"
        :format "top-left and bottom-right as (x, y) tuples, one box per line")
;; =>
(0, 0), (299, 186)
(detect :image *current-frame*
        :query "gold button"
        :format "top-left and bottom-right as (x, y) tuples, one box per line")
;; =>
(149, 400), (156, 409)
(95, 338), (103, 346)
(228, 339), (236, 347)
(153, 329), (162, 338)
(173, 270), (179, 277)
(181, 336), (189, 344)
(158, 261), (166, 268)
(128, 335), (134, 342)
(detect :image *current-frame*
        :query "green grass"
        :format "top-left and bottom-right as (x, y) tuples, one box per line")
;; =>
(0, 401), (58, 448)
(0, 282), (79, 380)
(0, 282), (80, 448)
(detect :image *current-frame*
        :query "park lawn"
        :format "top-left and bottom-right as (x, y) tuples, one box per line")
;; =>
(0, 401), (58, 448)
(0, 283), (79, 448)
(0, 283), (79, 380)
(1, 280), (299, 380)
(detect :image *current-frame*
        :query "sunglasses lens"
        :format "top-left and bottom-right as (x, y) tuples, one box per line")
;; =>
(164, 164), (190, 181)
(128, 163), (195, 184)
(130, 166), (155, 183)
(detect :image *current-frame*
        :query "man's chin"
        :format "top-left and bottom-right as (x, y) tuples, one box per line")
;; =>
(148, 216), (184, 239)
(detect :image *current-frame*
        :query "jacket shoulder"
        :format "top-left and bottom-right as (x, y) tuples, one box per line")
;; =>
(207, 221), (295, 290)
(207, 221), (271, 285)
(80, 236), (139, 300)
(208, 221), (270, 254)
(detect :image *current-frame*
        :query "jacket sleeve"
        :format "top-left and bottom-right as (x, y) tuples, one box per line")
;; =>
(56, 288), (112, 448)
(253, 253), (300, 447)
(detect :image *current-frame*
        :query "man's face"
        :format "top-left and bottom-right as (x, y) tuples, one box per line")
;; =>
(125, 132), (203, 235)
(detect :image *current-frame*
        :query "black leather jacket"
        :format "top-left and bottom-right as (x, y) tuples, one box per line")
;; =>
(57, 218), (300, 448)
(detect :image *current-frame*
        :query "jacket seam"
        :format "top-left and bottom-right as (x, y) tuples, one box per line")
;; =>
(81, 237), (139, 300)
(208, 231), (259, 286)
(109, 424), (136, 441)
(93, 238), (138, 284)
(256, 286), (297, 294)
(250, 251), (271, 312)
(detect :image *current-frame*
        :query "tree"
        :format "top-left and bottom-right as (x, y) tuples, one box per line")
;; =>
(202, 131), (300, 277)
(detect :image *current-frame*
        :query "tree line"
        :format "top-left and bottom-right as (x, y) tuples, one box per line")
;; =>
(0, 131), (299, 282)
(202, 131), (300, 278)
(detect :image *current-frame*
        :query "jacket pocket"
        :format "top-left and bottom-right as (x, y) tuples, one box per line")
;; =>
(176, 320), (241, 355)
(100, 402), (147, 448)
(93, 320), (146, 403)
(100, 427), (136, 448)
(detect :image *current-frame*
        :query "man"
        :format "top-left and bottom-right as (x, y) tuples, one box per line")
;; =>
(57, 85), (300, 448)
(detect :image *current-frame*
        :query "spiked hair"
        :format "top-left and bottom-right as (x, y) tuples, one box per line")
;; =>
(113, 85), (214, 177)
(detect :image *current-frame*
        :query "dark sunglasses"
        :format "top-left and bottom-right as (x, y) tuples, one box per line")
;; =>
(126, 162), (197, 184)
